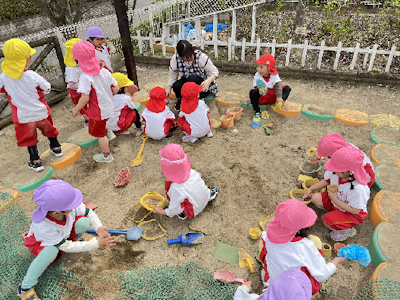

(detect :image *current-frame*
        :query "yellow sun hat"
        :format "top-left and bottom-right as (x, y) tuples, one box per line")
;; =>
(112, 72), (134, 88)
(64, 38), (82, 67)
(2, 38), (36, 80)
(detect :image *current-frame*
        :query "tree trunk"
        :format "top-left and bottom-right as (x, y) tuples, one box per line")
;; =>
(294, 0), (306, 43)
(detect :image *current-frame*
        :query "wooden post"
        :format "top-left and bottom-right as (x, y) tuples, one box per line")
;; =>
(241, 38), (246, 62)
(251, 5), (256, 44)
(213, 14), (218, 59)
(228, 37), (232, 61)
(162, 25), (166, 57)
(385, 45), (396, 73)
(271, 39), (276, 57)
(285, 39), (292, 66)
(363, 47), (370, 70)
(256, 38), (261, 60)
(317, 40), (325, 69)
(232, 9), (237, 59)
(114, 0), (138, 86)
(301, 40), (308, 67)
(350, 43), (360, 70)
(333, 41), (342, 70)
(137, 30), (143, 54)
(368, 44), (379, 72)
(195, 18), (201, 41)
(149, 32), (154, 55)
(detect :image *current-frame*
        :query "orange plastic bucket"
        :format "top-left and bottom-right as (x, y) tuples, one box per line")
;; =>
(226, 107), (243, 121)
(220, 115), (234, 128)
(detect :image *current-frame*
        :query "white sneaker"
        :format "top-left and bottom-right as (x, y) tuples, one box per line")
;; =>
(106, 130), (116, 141)
(93, 153), (114, 163)
(189, 137), (198, 143)
(117, 130), (131, 135)
(207, 130), (213, 138)
(136, 127), (143, 137)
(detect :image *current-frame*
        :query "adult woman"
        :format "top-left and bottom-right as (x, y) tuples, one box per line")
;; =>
(166, 40), (219, 111)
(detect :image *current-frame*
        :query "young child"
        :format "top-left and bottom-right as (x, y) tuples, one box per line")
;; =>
(177, 82), (213, 143)
(64, 38), (88, 127)
(260, 199), (347, 295)
(17, 180), (115, 299)
(87, 26), (115, 73)
(140, 86), (176, 140)
(250, 54), (291, 118)
(0, 38), (63, 172)
(153, 144), (218, 220)
(72, 41), (119, 163)
(234, 269), (312, 300)
(106, 72), (143, 136)
(312, 133), (375, 188)
(304, 146), (371, 241)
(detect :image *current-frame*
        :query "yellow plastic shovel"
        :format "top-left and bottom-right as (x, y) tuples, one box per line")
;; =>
(130, 135), (149, 167)
(239, 248), (255, 273)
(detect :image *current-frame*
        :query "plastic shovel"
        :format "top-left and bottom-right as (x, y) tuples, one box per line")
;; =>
(167, 232), (204, 246)
(130, 135), (149, 167)
(86, 227), (143, 241)
(214, 270), (246, 284)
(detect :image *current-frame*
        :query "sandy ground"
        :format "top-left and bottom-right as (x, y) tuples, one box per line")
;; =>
(1, 63), (399, 299)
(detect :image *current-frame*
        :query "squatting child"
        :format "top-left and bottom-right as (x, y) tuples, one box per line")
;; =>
(17, 180), (115, 299)
(249, 54), (291, 118)
(153, 144), (218, 220)
(304, 146), (371, 241)
(0, 38), (63, 172)
(72, 41), (119, 163)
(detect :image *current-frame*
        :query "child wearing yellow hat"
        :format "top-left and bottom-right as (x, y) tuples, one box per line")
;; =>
(64, 38), (88, 127)
(0, 38), (63, 172)
(106, 72), (143, 136)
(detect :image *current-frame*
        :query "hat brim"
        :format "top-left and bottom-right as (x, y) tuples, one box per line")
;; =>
(159, 150), (191, 183)
(326, 160), (368, 185)
(267, 208), (317, 244)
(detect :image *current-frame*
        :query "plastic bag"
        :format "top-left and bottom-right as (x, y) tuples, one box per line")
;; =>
(338, 244), (371, 267)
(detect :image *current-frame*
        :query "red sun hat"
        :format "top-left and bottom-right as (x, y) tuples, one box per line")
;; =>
(267, 199), (317, 244)
(324, 145), (368, 185)
(254, 54), (278, 75)
(147, 86), (167, 113)
(317, 133), (349, 158)
(181, 82), (202, 114)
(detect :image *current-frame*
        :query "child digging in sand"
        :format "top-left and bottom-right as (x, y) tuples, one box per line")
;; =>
(17, 180), (115, 299)
(0, 38), (63, 172)
(249, 54), (291, 120)
(153, 144), (218, 220)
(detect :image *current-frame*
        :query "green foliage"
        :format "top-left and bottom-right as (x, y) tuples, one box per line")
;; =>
(0, 0), (39, 21)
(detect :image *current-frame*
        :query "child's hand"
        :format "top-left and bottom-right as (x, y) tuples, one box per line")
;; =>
(327, 189), (338, 200)
(303, 188), (314, 199)
(72, 107), (79, 117)
(276, 97), (284, 103)
(166, 86), (172, 98)
(152, 206), (166, 215)
(97, 235), (116, 252)
(241, 281), (252, 291)
(97, 226), (110, 238)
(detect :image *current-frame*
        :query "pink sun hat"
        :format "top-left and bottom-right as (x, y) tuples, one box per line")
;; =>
(72, 40), (100, 75)
(267, 199), (317, 244)
(87, 26), (105, 38)
(324, 145), (368, 185)
(32, 180), (83, 223)
(159, 144), (191, 183)
(316, 133), (349, 158)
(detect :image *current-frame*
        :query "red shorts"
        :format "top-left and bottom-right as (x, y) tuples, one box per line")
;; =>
(68, 88), (87, 116)
(164, 118), (177, 135)
(115, 108), (136, 134)
(259, 87), (286, 105)
(177, 116), (192, 135)
(14, 115), (59, 147)
(321, 192), (367, 230)
(88, 119), (107, 138)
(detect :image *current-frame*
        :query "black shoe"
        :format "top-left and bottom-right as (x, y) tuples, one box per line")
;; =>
(28, 159), (44, 172)
(166, 133), (173, 139)
(177, 213), (187, 220)
(174, 104), (181, 112)
(209, 187), (218, 201)
(50, 146), (63, 157)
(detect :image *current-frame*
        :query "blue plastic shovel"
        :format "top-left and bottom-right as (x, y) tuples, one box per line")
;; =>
(167, 232), (204, 246)
(86, 227), (143, 241)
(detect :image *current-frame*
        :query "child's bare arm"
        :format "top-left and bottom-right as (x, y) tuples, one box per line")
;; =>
(274, 81), (284, 103)
(304, 180), (329, 198)
(72, 94), (89, 116)
(328, 190), (361, 214)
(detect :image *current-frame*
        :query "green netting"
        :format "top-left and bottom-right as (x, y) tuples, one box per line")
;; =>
(0, 190), (96, 300)
(354, 279), (400, 300)
(114, 261), (237, 300)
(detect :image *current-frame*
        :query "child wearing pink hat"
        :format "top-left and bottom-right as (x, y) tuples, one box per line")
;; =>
(250, 53), (291, 118)
(153, 144), (218, 220)
(313, 133), (375, 188)
(177, 82), (213, 143)
(87, 26), (115, 72)
(17, 180), (115, 299)
(259, 199), (347, 295)
(234, 269), (312, 300)
(72, 41), (119, 163)
(0, 38), (63, 172)
(304, 146), (371, 241)
(141, 86), (177, 140)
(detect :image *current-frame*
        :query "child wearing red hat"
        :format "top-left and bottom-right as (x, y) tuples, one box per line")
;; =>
(153, 144), (218, 220)
(312, 133), (375, 188)
(259, 199), (347, 295)
(304, 146), (371, 241)
(140, 86), (177, 140)
(71, 41), (119, 163)
(177, 82), (213, 143)
(250, 54), (291, 118)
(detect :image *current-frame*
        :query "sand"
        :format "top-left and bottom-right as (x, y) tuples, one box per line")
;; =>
(2, 63), (399, 299)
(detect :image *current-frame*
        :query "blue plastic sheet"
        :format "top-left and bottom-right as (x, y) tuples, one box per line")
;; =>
(338, 245), (371, 267)
(251, 121), (261, 128)
(204, 23), (228, 33)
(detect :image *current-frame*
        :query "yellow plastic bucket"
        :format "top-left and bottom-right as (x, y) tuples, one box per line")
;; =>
(226, 107), (243, 121)
(210, 117), (222, 128)
(249, 228), (262, 240)
(220, 115), (234, 128)
(140, 192), (166, 211)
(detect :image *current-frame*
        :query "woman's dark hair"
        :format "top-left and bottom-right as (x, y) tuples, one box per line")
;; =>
(295, 227), (311, 238)
(176, 40), (208, 59)
(332, 172), (355, 190)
